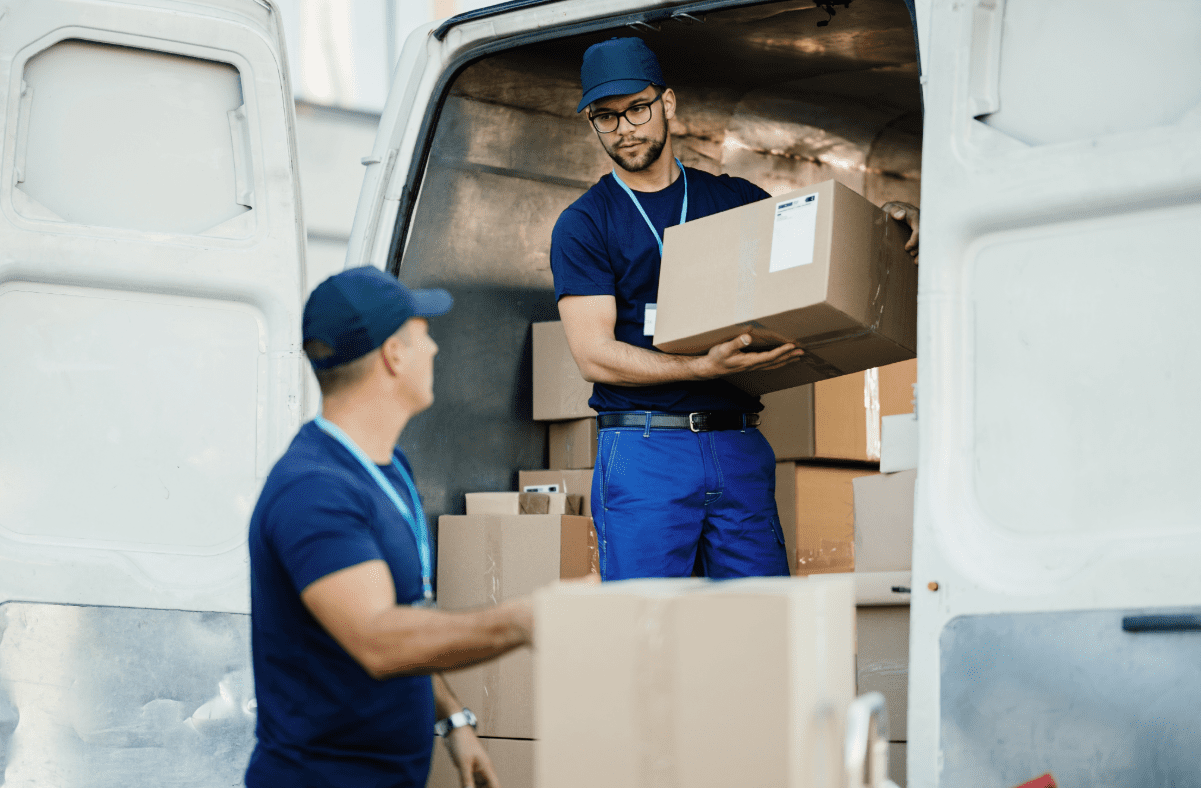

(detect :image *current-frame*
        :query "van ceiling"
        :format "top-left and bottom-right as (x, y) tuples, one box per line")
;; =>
(444, 0), (922, 198)
(453, 0), (920, 116)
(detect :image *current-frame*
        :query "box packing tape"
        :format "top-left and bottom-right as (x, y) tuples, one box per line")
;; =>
(635, 597), (676, 787)
(864, 367), (881, 461)
(480, 525), (504, 731)
(797, 539), (855, 575)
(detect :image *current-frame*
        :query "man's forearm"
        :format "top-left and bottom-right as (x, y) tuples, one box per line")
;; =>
(433, 673), (463, 719)
(359, 600), (531, 679)
(580, 336), (710, 386)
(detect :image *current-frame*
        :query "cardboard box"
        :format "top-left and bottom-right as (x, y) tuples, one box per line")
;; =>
(654, 180), (917, 395)
(856, 605), (909, 741)
(532, 321), (595, 421)
(519, 469), (595, 516)
(536, 576), (854, 788)
(437, 514), (597, 738)
(427, 737), (534, 788)
(760, 359), (916, 462)
(851, 470), (915, 573)
(889, 742), (907, 788)
(548, 417), (597, 470)
(775, 463), (877, 575)
(464, 491), (583, 516)
(880, 413), (918, 473)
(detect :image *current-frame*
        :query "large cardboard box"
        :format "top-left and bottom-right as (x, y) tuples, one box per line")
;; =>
(463, 491), (582, 516)
(536, 576), (854, 788)
(548, 417), (597, 470)
(437, 514), (597, 738)
(519, 469), (595, 516)
(856, 605), (910, 741)
(851, 470), (916, 573)
(427, 737), (534, 788)
(775, 463), (877, 575)
(760, 359), (916, 462)
(532, 321), (595, 421)
(654, 180), (917, 395)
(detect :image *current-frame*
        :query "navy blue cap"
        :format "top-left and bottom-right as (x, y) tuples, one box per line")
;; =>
(302, 266), (452, 370)
(577, 37), (665, 113)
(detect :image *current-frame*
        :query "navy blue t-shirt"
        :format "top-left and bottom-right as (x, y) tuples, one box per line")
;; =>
(246, 421), (435, 788)
(550, 166), (771, 414)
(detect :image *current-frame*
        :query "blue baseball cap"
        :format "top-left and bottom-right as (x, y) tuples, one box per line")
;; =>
(302, 266), (452, 370)
(577, 37), (665, 113)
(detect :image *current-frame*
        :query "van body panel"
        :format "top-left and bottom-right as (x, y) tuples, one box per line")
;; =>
(910, 1), (1201, 785)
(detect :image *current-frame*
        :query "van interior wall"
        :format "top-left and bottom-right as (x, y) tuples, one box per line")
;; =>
(396, 0), (921, 562)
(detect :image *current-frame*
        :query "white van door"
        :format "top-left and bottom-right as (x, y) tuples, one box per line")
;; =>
(911, 2), (1201, 786)
(0, 1), (303, 783)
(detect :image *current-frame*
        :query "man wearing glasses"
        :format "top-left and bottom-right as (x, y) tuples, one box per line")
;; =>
(549, 37), (918, 581)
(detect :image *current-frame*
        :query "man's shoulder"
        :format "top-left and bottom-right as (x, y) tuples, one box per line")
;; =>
(254, 425), (367, 521)
(557, 174), (616, 225)
(685, 167), (771, 206)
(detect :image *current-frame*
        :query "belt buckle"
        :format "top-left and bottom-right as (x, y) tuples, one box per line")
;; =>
(688, 412), (703, 433)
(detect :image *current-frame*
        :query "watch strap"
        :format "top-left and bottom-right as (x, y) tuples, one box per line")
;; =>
(434, 708), (477, 737)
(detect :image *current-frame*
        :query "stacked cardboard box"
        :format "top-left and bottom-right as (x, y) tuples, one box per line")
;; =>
(532, 321), (598, 473)
(536, 576), (855, 788)
(769, 361), (917, 577)
(760, 359), (917, 463)
(432, 492), (598, 787)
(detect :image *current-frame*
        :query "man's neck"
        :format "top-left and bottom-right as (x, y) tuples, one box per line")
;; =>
(320, 395), (411, 465)
(616, 140), (678, 193)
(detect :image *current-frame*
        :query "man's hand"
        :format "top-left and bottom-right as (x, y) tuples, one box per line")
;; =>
(698, 334), (805, 378)
(882, 201), (920, 263)
(444, 726), (501, 788)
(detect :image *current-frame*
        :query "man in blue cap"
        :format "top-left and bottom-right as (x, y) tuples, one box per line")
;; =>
(550, 38), (919, 581)
(245, 266), (527, 788)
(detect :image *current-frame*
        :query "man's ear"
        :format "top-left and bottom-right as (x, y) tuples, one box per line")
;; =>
(380, 333), (407, 375)
(662, 87), (677, 121)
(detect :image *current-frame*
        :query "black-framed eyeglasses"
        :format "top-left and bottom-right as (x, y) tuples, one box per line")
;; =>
(588, 89), (663, 134)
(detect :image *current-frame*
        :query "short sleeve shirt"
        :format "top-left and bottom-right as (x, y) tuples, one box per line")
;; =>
(245, 421), (435, 788)
(550, 166), (771, 414)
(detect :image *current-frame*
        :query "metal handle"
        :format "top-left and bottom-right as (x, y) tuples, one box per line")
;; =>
(844, 692), (899, 788)
(1122, 614), (1201, 633)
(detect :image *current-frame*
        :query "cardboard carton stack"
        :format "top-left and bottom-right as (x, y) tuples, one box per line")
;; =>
(430, 492), (598, 788)
(532, 321), (598, 471)
(523, 321), (597, 524)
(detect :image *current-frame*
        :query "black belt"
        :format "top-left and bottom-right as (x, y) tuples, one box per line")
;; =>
(596, 412), (760, 433)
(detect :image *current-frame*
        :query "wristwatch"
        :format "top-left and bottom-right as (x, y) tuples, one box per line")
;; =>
(434, 707), (478, 737)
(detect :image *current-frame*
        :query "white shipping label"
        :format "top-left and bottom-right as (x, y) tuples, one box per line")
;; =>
(768, 193), (820, 273)
(643, 303), (657, 336)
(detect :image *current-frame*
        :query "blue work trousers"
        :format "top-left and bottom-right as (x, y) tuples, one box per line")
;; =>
(590, 415), (790, 580)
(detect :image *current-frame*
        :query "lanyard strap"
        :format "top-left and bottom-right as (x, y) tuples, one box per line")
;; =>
(611, 157), (688, 257)
(314, 416), (434, 605)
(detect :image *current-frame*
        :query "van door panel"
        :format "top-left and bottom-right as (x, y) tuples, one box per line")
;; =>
(0, 0), (304, 613)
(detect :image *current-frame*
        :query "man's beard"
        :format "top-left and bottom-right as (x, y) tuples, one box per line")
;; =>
(604, 132), (666, 173)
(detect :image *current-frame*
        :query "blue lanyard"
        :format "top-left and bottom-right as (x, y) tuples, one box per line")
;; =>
(611, 157), (688, 257)
(314, 415), (434, 605)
